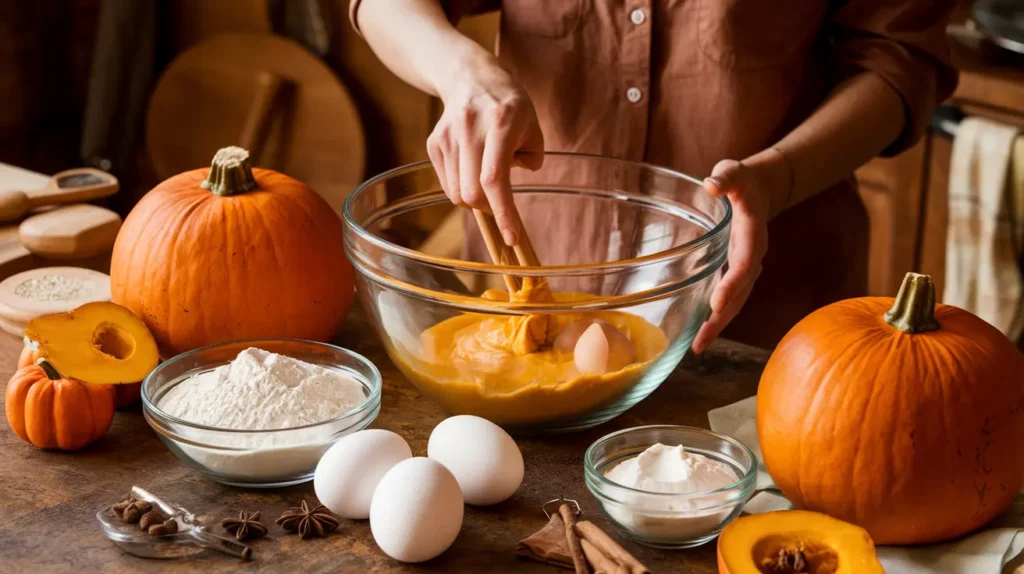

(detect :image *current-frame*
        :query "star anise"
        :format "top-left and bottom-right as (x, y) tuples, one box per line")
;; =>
(275, 500), (339, 539)
(221, 510), (268, 541)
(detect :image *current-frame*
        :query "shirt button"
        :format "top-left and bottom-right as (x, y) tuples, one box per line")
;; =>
(626, 87), (643, 103)
(630, 9), (646, 25)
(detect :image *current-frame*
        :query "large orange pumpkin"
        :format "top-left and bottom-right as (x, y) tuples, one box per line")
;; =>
(758, 272), (1024, 545)
(5, 359), (115, 450)
(109, 147), (353, 356)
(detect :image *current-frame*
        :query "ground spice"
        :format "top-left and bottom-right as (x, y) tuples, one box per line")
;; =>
(13, 275), (95, 302)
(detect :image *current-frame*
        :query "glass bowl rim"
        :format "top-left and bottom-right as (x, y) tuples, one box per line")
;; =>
(342, 152), (733, 275)
(141, 338), (383, 435)
(585, 424), (758, 499)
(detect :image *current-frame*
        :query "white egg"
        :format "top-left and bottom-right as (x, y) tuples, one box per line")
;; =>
(314, 429), (412, 519)
(427, 415), (524, 506)
(370, 457), (464, 563)
(574, 322), (635, 374)
(553, 319), (600, 352)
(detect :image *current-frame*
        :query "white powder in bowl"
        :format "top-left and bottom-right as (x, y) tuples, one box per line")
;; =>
(157, 347), (370, 482)
(603, 444), (743, 542)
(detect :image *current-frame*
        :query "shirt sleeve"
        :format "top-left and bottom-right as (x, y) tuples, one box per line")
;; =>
(829, 0), (959, 156)
(349, 0), (501, 35)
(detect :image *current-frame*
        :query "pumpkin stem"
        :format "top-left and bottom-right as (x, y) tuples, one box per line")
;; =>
(884, 272), (940, 334)
(201, 146), (258, 196)
(35, 357), (62, 380)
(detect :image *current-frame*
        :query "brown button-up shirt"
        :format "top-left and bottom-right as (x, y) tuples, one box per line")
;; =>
(351, 0), (957, 348)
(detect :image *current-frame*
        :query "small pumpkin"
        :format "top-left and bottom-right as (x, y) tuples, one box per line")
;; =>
(109, 146), (353, 357)
(717, 510), (884, 574)
(758, 272), (1024, 545)
(5, 358), (115, 450)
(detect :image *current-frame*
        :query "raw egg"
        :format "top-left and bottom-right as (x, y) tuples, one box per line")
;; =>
(574, 322), (635, 374)
(370, 457), (464, 563)
(314, 429), (412, 519)
(428, 415), (524, 506)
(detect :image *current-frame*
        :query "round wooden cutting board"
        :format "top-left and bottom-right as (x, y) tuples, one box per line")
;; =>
(146, 33), (366, 214)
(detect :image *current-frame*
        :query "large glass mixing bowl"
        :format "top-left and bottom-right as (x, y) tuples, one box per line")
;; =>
(343, 153), (730, 433)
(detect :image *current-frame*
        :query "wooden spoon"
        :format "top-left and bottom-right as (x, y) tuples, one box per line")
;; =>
(0, 168), (118, 223)
(472, 208), (545, 295)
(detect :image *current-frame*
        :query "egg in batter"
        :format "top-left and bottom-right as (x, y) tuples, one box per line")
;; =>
(389, 280), (667, 426)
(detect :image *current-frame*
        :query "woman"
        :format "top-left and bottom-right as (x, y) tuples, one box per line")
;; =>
(350, 0), (957, 351)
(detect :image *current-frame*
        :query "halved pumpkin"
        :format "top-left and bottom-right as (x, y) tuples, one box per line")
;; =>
(23, 302), (159, 386)
(717, 511), (884, 574)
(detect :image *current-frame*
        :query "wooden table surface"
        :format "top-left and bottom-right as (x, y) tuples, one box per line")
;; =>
(0, 310), (769, 573)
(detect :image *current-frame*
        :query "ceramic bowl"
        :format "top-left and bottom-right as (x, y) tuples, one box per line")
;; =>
(584, 425), (757, 548)
(343, 153), (730, 434)
(142, 339), (382, 488)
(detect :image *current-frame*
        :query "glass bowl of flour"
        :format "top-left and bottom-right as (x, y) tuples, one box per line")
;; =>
(142, 339), (382, 488)
(584, 425), (756, 548)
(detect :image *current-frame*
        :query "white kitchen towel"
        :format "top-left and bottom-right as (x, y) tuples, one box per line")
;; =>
(709, 396), (1024, 573)
(945, 117), (1024, 341)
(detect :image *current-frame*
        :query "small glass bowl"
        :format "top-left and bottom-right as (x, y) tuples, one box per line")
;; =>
(584, 425), (756, 549)
(142, 339), (382, 488)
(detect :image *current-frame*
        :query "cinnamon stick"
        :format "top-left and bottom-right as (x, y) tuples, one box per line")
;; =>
(580, 538), (630, 574)
(559, 504), (589, 574)
(575, 521), (650, 574)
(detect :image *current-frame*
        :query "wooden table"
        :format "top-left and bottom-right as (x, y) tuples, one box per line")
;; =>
(0, 311), (769, 573)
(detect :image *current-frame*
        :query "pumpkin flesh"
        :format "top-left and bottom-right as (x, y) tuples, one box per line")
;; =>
(717, 510), (883, 574)
(758, 274), (1024, 544)
(19, 302), (158, 408)
(24, 301), (159, 385)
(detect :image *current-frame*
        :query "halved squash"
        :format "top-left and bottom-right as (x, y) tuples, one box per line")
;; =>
(23, 302), (159, 386)
(717, 511), (884, 574)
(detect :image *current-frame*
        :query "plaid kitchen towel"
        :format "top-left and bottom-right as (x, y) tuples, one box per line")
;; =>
(945, 117), (1024, 341)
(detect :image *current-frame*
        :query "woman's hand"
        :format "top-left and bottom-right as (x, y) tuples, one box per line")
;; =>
(692, 151), (790, 354)
(428, 63), (545, 246)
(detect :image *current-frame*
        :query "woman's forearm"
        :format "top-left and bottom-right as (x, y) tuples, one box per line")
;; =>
(745, 71), (907, 218)
(355, 0), (499, 99)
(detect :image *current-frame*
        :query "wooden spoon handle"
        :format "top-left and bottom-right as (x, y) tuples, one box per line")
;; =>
(508, 209), (541, 267)
(473, 209), (519, 293)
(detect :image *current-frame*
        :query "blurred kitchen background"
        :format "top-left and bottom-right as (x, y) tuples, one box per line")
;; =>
(0, 0), (1022, 348)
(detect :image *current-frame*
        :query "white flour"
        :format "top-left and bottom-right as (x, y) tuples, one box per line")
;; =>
(158, 347), (369, 482)
(160, 347), (365, 430)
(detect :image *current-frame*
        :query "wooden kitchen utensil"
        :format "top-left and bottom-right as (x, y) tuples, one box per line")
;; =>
(0, 167), (118, 223)
(19, 204), (123, 260)
(146, 33), (365, 214)
(472, 208), (544, 294)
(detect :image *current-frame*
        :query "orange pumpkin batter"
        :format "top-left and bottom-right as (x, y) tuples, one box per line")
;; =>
(390, 283), (667, 426)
